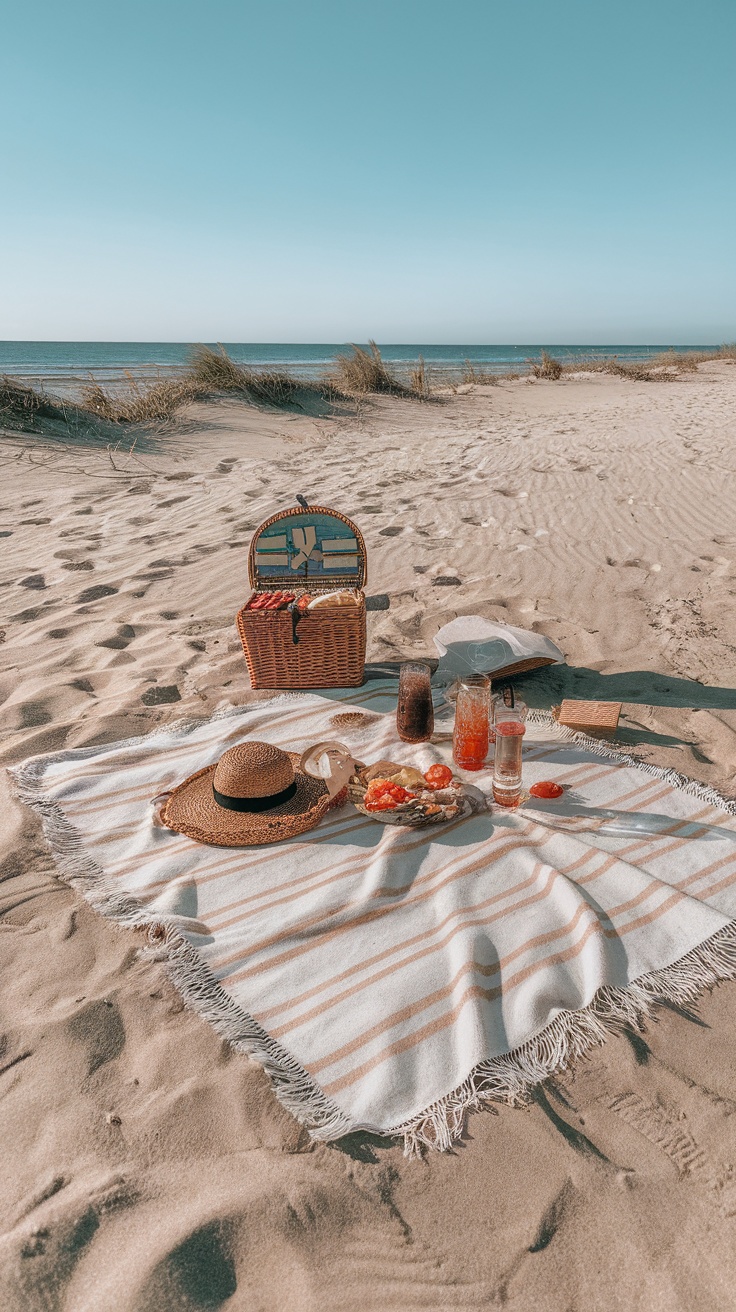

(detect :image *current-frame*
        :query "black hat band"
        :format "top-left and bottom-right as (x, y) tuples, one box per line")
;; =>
(212, 780), (298, 813)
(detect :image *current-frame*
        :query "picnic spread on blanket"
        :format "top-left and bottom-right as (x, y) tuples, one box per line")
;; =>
(12, 498), (736, 1154)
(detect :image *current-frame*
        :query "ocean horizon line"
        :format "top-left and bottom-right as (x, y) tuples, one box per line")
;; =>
(0, 339), (725, 387)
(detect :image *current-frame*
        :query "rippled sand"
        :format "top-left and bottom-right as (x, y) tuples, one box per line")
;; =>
(2, 364), (736, 1310)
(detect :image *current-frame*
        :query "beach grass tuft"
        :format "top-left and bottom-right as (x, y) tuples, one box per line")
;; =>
(558, 344), (736, 382)
(0, 375), (131, 443)
(530, 351), (563, 380)
(0, 376), (70, 425)
(461, 360), (498, 385)
(190, 344), (343, 409)
(409, 355), (431, 397)
(80, 373), (196, 424)
(330, 341), (422, 398)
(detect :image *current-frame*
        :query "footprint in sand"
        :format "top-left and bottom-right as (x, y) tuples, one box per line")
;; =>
(141, 685), (181, 706)
(77, 584), (119, 603)
(68, 678), (95, 694)
(190, 544), (222, 558)
(136, 1220), (237, 1310)
(379, 526), (404, 537)
(96, 625), (135, 650)
(73, 506), (94, 515)
(133, 569), (175, 585)
(19, 574), (46, 590)
(47, 628), (71, 639)
(62, 560), (95, 572)
(68, 997), (126, 1074)
(20, 701), (54, 728)
(13, 607), (45, 623)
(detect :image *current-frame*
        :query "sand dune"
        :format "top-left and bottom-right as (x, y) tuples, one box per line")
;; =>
(2, 363), (736, 1310)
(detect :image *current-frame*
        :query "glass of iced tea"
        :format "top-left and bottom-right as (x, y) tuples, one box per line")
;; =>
(397, 661), (434, 743)
(452, 674), (490, 770)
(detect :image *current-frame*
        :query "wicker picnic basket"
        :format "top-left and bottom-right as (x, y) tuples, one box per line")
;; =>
(236, 501), (367, 689)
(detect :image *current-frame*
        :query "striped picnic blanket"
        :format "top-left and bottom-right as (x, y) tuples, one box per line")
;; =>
(12, 684), (736, 1153)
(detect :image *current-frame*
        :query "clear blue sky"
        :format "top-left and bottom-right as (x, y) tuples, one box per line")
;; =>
(1, 0), (734, 342)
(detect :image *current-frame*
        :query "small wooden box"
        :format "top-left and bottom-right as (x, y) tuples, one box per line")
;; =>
(555, 699), (621, 739)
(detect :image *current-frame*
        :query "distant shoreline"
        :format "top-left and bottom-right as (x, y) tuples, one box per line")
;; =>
(0, 341), (726, 391)
(2, 343), (735, 444)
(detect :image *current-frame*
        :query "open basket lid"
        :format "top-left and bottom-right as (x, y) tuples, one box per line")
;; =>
(248, 502), (367, 591)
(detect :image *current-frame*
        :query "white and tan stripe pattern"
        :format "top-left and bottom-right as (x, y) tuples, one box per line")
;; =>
(11, 686), (736, 1154)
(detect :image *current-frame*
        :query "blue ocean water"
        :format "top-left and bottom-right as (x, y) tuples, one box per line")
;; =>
(0, 341), (719, 389)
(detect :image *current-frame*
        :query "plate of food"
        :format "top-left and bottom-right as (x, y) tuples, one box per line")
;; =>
(300, 742), (473, 828)
(348, 759), (470, 827)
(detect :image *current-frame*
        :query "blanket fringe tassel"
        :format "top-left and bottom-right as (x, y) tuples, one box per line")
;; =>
(390, 920), (736, 1156)
(10, 713), (736, 1157)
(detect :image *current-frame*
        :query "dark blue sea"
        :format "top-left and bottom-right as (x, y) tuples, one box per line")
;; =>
(0, 341), (719, 391)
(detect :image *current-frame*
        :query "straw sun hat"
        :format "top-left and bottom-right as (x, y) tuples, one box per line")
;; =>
(161, 741), (330, 847)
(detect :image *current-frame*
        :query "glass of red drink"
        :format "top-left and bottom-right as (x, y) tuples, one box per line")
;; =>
(397, 661), (434, 743)
(452, 674), (490, 770)
(492, 710), (526, 805)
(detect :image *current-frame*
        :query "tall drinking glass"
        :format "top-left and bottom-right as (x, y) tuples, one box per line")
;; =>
(452, 674), (490, 770)
(492, 708), (526, 806)
(397, 662), (434, 743)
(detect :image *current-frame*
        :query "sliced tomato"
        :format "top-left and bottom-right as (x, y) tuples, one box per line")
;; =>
(365, 796), (399, 811)
(529, 781), (564, 799)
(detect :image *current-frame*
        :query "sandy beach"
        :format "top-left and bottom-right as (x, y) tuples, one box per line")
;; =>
(3, 362), (736, 1310)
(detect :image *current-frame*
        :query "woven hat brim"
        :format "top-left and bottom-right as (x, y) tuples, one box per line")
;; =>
(161, 750), (330, 847)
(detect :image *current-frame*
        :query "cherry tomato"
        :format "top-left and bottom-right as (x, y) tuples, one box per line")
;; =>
(530, 781), (565, 799)
(424, 764), (453, 790)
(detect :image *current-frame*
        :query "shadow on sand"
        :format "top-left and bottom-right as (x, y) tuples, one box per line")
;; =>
(510, 664), (736, 713)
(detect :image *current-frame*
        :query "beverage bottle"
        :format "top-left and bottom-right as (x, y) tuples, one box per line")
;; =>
(452, 674), (491, 770)
(397, 662), (434, 743)
(492, 706), (526, 806)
